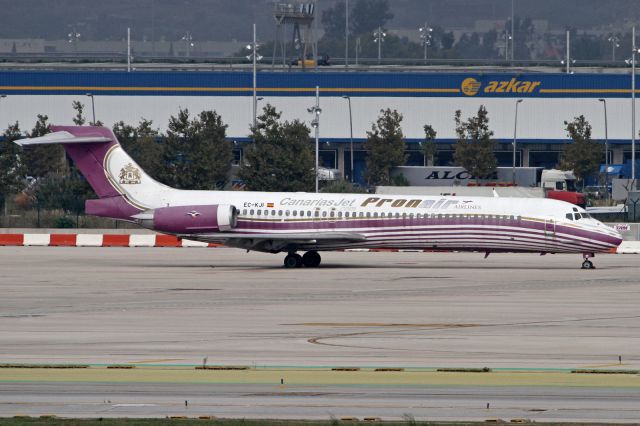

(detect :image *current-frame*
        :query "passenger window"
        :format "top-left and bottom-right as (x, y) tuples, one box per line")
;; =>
(250, 209), (254, 215)
(373, 212), (378, 218)
(314, 211), (319, 217)
(322, 211), (327, 217)
(396, 213), (400, 218)
(242, 209), (247, 215)
(359, 212), (364, 218)
(285, 210), (290, 216)
(345, 212), (350, 218)
(272, 210), (276, 216)
(278, 210), (283, 216)
(300, 211), (304, 217)
(307, 211), (311, 217)
(292, 210), (297, 216)
(338, 212), (343, 218)
(257, 210), (261, 216)
(366, 212), (371, 218)
(330, 211), (335, 218)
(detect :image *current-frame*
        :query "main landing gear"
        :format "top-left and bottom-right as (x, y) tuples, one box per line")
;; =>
(283, 251), (321, 268)
(581, 253), (596, 270)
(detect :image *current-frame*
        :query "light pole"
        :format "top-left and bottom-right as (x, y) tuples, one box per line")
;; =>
(608, 35), (620, 62)
(565, 30), (571, 74)
(599, 98), (609, 200)
(373, 27), (386, 65)
(85, 93), (95, 124)
(247, 24), (262, 129)
(419, 24), (433, 63)
(503, 30), (512, 61)
(342, 95), (354, 182)
(633, 26), (637, 187)
(67, 27), (81, 52)
(355, 37), (361, 65)
(308, 86), (322, 193)
(345, 0), (349, 68)
(182, 31), (194, 58)
(512, 99), (523, 185)
(511, 0), (515, 62)
(127, 27), (132, 72)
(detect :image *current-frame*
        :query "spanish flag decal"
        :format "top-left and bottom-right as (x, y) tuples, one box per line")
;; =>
(267, 202), (274, 208)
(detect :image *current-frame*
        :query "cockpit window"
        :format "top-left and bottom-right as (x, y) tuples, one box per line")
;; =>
(566, 213), (573, 220)
(575, 213), (582, 220)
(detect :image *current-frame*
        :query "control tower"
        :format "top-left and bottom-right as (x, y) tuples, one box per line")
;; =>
(272, 2), (317, 68)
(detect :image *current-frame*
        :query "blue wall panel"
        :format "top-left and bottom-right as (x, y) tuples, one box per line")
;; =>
(0, 70), (634, 98)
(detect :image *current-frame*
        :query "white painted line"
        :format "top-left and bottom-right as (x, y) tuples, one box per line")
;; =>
(23, 234), (50, 246)
(129, 234), (156, 247)
(181, 239), (209, 247)
(76, 234), (103, 247)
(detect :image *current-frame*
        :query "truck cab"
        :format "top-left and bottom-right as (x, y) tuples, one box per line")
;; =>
(541, 169), (585, 207)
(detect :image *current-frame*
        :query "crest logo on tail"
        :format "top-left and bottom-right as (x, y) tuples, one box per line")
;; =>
(119, 163), (142, 185)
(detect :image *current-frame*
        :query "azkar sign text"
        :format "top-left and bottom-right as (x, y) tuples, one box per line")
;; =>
(461, 77), (541, 96)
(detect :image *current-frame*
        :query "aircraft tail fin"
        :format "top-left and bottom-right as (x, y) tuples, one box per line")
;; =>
(15, 125), (162, 220)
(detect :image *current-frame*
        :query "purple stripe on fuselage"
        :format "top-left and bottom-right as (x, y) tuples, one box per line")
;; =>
(234, 217), (621, 248)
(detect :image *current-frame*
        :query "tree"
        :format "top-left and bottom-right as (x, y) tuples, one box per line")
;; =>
(505, 16), (536, 59)
(320, 179), (367, 194)
(32, 171), (94, 227)
(0, 123), (26, 215)
(160, 109), (232, 190)
(113, 119), (164, 180)
(421, 124), (437, 166)
(239, 104), (314, 192)
(350, 0), (393, 37)
(22, 115), (67, 178)
(363, 108), (406, 186)
(452, 106), (497, 181)
(72, 101), (86, 126)
(321, 1), (346, 39)
(559, 115), (603, 186)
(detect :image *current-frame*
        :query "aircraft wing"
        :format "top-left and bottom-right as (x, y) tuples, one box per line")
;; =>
(181, 231), (366, 252)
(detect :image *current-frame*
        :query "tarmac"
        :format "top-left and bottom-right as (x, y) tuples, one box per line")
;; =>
(1, 247), (639, 422)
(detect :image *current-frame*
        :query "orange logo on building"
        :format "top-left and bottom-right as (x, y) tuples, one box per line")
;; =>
(461, 77), (482, 96)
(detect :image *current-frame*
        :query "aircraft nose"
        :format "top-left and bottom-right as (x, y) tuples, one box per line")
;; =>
(602, 222), (623, 245)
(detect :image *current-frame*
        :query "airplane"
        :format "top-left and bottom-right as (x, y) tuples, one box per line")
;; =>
(15, 125), (623, 269)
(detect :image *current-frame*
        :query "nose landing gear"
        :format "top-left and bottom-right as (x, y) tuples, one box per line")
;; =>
(283, 251), (321, 268)
(581, 253), (596, 269)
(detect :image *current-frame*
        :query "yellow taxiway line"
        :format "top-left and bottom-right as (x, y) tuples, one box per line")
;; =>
(1, 367), (638, 388)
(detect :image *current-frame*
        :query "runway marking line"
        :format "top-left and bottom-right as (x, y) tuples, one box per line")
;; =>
(0, 367), (638, 388)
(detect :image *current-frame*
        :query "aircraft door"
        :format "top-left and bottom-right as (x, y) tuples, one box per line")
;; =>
(544, 218), (556, 250)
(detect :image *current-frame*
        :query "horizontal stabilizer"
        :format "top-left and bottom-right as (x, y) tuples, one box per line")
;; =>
(14, 131), (111, 146)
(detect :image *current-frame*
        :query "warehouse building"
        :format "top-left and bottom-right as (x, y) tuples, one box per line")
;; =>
(0, 70), (638, 184)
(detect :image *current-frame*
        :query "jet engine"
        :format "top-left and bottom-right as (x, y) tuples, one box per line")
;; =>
(151, 204), (238, 234)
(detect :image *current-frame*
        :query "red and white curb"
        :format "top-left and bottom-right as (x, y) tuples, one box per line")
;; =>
(0, 234), (219, 248)
(0, 234), (637, 253)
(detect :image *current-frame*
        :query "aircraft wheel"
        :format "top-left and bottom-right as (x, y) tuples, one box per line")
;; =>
(302, 251), (321, 267)
(284, 253), (303, 268)
(581, 259), (595, 269)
